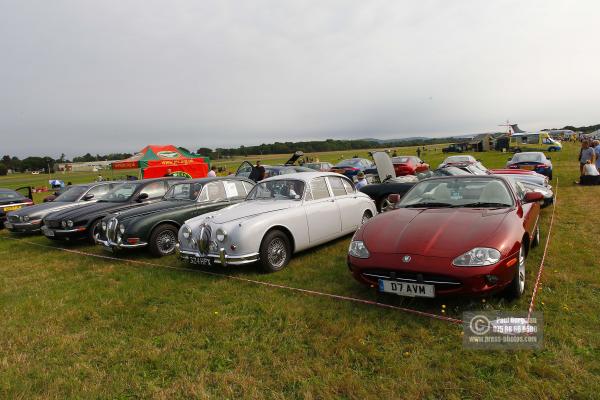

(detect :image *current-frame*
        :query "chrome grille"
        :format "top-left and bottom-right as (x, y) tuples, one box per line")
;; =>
(8, 215), (20, 223)
(107, 218), (118, 242)
(197, 224), (212, 255)
(46, 220), (60, 228)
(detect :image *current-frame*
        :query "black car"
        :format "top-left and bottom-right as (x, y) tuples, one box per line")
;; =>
(360, 166), (471, 211)
(6, 181), (119, 233)
(0, 187), (33, 228)
(95, 177), (255, 256)
(41, 178), (183, 243)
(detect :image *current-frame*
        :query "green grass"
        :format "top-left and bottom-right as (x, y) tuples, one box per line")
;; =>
(1, 143), (599, 399)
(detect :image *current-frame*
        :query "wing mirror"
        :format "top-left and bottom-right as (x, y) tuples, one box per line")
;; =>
(524, 191), (544, 203)
(387, 194), (401, 204)
(137, 192), (149, 202)
(82, 194), (95, 201)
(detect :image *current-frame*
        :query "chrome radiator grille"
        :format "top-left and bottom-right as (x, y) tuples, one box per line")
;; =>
(107, 218), (118, 242)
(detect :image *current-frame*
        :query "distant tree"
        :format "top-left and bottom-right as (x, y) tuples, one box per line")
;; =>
(0, 164), (7, 176)
(197, 147), (213, 156)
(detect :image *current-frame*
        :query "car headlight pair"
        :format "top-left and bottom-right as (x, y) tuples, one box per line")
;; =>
(61, 220), (74, 228)
(453, 247), (501, 267)
(348, 240), (370, 259)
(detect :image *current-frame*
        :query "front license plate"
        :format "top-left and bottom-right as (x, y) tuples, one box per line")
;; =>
(188, 256), (213, 266)
(378, 279), (435, 298)
(3, 205), (22, 212)
(4, 222), (13, 229)
(41, 226), (55, 237)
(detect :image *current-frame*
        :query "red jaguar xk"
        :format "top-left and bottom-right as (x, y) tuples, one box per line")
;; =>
(348, 175), (543, 299)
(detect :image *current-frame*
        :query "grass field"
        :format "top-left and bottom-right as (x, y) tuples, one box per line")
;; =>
(1, 143), (599, 399)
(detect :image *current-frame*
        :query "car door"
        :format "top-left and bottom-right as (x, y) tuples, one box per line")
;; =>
(235, 161), (253, 178)
(327, 176), (359, 232)
(303, 177), (341, 243)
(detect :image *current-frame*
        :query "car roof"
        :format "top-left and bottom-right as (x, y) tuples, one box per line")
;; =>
(512, 151), (545, 156)
(260, 171), (350, 183)
(171, 176), (254, 184)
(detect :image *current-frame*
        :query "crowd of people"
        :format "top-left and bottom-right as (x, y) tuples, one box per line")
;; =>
(578, 140), (600, 185)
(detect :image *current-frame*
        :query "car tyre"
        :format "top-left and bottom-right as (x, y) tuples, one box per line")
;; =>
(87, 219), (101, 245)
(531, 225), (540, 248)
(149, 224), (179, 257)
(506, 244), (526, 300)
(259, 230), (291, 273)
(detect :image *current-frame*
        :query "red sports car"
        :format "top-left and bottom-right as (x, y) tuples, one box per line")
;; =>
(392, 156), (430, 176)
(348, 175), (543, 299)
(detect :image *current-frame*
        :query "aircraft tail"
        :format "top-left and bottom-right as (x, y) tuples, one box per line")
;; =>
(510, 124), (525, 133)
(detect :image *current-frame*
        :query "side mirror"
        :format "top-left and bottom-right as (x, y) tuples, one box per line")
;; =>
(388, 194), (401, 204)
(524, 192), (544, 203)
(137, 192), (149, 202)
(82, 194), (94, 201)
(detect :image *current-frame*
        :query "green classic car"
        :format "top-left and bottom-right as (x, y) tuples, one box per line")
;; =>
(95, 177), (255, 256)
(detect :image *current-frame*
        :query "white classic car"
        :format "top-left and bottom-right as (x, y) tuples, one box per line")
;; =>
(178, 172), (377, 272)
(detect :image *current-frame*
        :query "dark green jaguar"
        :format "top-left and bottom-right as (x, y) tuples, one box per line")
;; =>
(95, 177), (255, 256)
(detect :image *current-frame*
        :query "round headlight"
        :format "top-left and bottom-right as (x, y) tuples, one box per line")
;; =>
(66, 220), (74, 228)
(119, 224), (125, 234)
(216, 229), (227, 242)
(23, 215), (30, 222)
(101, 221), (107, 231)
(182, 225), (191, 240)
(61, 220), (67, 228)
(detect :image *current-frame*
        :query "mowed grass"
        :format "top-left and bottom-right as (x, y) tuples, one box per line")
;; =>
(1, 143), (599, 399)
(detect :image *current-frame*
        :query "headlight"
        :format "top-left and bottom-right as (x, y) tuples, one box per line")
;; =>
(182, 225), (191, 240)
(23, 215), (30, 222)
(216, 228), (227, 242)
(453, 247), (501, 267)
(348, 240), (370, 259)
(119, 224), (125, 234)
(67, 220), (74, 228)
(61, 220), (67, 228)
(101, 221), (107, 231)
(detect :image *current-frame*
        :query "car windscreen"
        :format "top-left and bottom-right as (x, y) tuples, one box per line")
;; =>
(100, 183), (140, 202)
(0, 190), (24, 201)
(54, 186), (88, 202)
(392, 157), (411, 163)
(165, 182), (203, 200)
(247, 179), (306, 200)
(430, 166), (471, 177)
(335, 159), (361, 167)
(446, 156), (472, 163)
(512, 153), (543, 163)
(398, 178), (514, 208)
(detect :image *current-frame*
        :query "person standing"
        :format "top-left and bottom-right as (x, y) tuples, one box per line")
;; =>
(207, 166), (217, 177)
(248, 161), (266, 182)
(355, 171), (368, 190)
(593, 140), (600, 172)
(416, 147), (421, 158)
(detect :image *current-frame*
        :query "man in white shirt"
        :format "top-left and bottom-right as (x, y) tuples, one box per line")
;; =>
(207, 166), (217, 177)
(355, 171), (368, 190)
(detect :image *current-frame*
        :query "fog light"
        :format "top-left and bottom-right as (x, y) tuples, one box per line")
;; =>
(485, 275), (499, 285)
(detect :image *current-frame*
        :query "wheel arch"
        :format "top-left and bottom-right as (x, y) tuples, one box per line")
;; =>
(262, 225), (295, 254)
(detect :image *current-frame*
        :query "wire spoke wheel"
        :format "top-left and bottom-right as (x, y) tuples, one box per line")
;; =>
(157, 230), (177, 254)
(267, 238), (287, 268)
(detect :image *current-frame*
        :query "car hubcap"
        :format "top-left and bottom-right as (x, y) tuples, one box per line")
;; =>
(518, 246), (525, 294)
(157, 231), (176, 254)
(267, 238), (286, 268)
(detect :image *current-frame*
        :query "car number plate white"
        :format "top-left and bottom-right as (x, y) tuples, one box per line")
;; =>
(189, 256), (212, 266)
(42, 226), (55, 237)
(4, 222), (13, 229)
(378, 279), (435, 298)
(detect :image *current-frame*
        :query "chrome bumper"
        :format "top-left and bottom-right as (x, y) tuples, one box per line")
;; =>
(5, 220), (42, 232)
(94, 234), (148, 250)
(178, 247), (259, 266)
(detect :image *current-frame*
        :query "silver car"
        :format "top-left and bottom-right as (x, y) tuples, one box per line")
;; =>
(178, 172), (377, 272)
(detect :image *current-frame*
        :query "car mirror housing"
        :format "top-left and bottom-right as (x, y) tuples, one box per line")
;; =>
(137, 192), (149, 202)
(388, 194), (401, 204)
(524, 191), (544, 203)
(82, 194), (94, 201)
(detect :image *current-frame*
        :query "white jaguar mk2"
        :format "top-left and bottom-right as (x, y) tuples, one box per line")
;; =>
(178, 172), (377, 272)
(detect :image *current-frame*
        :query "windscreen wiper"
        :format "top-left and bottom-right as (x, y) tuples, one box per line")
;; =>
(403, 202), (454, 208)
(456, 202), (511, 208)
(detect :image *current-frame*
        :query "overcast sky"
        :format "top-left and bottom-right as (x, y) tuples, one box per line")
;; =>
(1, 0), (598, 158)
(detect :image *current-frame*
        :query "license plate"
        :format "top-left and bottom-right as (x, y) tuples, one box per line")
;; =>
(4, 222), (13, 229)
(3, 205), (22, 212)
(378, 279), (435, 298)
(188, 256), (213, 266)
(521, 165), (535, 170)
(42, 226), (55, 237)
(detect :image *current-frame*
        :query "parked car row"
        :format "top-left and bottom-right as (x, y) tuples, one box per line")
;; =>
(3, 151), (553, 301)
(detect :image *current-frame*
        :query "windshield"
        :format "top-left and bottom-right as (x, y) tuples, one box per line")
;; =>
(165, 182), (203, 200)
(247, 179), (306, 200)
(54, 186), (87, 202)
(392, 157), (411, 163)
(335, 159), (361, 167)
(398, 178), (514, 208)
(101, 183), (140, 202)
(445, 156), (473, 163)
(511, 153), (543, 163)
